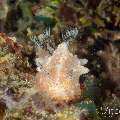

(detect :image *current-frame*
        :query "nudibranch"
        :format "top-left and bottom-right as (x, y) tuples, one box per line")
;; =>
(36, 42), (89, 104)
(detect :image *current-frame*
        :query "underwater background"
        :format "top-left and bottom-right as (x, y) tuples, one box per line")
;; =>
(0, 0), (120, 120)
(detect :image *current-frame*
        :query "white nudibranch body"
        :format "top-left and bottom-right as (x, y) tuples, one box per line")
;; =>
(35, 42), (89, 103)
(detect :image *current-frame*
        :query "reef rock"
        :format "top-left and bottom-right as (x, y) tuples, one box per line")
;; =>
(36, 42), (89, 104)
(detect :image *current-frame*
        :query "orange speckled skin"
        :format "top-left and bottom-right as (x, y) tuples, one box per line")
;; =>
(36, 43), (89, 104)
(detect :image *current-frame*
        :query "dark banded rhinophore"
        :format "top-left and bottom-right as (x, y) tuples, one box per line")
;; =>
(28, 26), (80, 50)
(29, 27), (51, 48)
(30, 35), (41, 47)
(61, 26), (79, 42)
